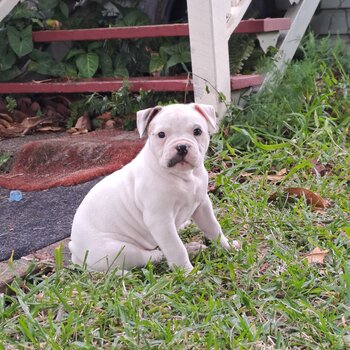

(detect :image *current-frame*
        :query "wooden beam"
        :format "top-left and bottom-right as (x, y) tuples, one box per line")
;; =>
(234, 18), (290, 34)
(31, 18), (291, 43)
(231, 74), (264, 89)
(0, 75), (263, 94)
(32, 24), (190, 42)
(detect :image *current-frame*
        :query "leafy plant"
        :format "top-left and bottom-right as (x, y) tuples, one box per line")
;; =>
(149, 39), (191, 75)
(7, 25), (33, 58)
(5, 96), (17, 112)
(222, 34), (350, 150)
(228, 34), (256, 74)
(0, 153), (10, 168)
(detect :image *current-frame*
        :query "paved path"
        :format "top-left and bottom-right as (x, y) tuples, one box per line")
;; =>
(0, 178), (100, 261)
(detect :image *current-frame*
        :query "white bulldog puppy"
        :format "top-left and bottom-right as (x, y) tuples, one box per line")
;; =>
(69, 103), (239, 274)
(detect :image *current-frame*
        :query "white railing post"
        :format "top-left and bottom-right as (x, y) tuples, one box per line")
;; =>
(0, 0), (21, 22)
(270, 0), (321, 73)
(187, 0), (231, 119)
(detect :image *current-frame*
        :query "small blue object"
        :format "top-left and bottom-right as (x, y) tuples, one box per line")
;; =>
(9, 190), (23, 202)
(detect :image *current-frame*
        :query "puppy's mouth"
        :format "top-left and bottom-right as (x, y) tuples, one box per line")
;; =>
(167, 155), (189, 168)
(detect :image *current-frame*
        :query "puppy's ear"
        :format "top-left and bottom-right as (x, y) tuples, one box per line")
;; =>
(136, 106), (162, 137)
(192, 103), (217, 134)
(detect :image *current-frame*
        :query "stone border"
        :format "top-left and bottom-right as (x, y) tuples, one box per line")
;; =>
(0, 238), (70, 293)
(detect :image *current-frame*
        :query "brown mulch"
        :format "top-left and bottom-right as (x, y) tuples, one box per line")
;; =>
(0, 129), (144, 191)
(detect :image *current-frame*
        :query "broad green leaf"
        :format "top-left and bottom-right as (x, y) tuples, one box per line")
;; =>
(39, 0), (59, 10)
(161, 44), (177, 56)
(0, 66), (21, 81)
(59, 1), (69, 18)
(76, 52), (99, 78)
(149, 54), (166, 73)
(63, 63), (78, 78)
(65, 48), (86, 61)
(115, 9), (150, 27)
(166, 54), (183, 69)
(29, 48), (52, 61)
(0, 32), (7, 53)
(88, 41), (103, 52)
(99, 52), (114, 77)
(114, 56), (128, 77)
(28, 58), (66, 77)
(7, 25), (33, 58)
(0, 51), (16, 71)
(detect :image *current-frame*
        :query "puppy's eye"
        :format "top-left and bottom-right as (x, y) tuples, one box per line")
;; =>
(193, 128), (202, 136)
(158, 131), (166, 138)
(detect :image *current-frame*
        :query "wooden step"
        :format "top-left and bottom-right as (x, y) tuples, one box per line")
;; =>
(32, 18), (290, 42)
(0, 17), (278, 95)
(0, 74), (263, 94)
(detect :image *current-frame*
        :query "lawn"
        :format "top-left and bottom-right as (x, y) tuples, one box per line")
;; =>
(1, 35), (350, 349)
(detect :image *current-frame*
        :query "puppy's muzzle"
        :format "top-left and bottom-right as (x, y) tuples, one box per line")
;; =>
(168, 144), (190, 167)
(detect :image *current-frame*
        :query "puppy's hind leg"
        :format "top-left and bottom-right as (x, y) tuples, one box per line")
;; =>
(75, 238), (164, 273)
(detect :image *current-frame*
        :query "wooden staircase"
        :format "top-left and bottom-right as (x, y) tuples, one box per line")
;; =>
(0, 0), (320, 118)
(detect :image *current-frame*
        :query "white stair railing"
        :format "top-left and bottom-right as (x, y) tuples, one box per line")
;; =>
(187, 0), (232, 119)
(0, 0), (21, 22)
(187, 0), (321, 119)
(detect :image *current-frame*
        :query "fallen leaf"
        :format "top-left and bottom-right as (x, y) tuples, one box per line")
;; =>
(310, 159), (327, 177)
(96, 112), (113, 121)
(74, 113), (91, 131)
(67, 127), (89, 135)
(0, 113), (13, 122)
(0, 118), (11, 128)
(276, 168), (288, 176)
(259, 262), (270, 274)
(305, 247), (329, 264)
(269, 187), (331, 209)
(239, 169), (287, 183)
(21, 117), (48, 135)
(104, 119), (116, 130)
(37, 126), (64, 132)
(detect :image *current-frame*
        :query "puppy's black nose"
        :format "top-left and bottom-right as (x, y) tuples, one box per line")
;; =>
(176, 144), (188, 155)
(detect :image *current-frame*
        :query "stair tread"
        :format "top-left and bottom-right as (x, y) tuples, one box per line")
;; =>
(0, 74), (264, 94)
(32, 18), (290, 42)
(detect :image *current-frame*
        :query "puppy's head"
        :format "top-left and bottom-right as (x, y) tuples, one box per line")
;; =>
(137, 103), (217, 170)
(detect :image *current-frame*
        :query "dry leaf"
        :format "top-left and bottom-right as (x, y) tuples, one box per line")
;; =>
(310, 159), (327, 177)
(305, 247), (329, 264)
(67, 127), (89, 135)
(74, 113), (91, 131)
(277, 168), (287, 176)
(269, 187), (331, 209)
(96, 112), (113, 121)
(37, 126), (64, 132)
(259, 262), (270, 274)
(0, 113), (13, 122)
(239, 169), (287, 183)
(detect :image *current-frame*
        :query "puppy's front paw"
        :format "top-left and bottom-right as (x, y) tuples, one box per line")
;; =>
(185, 241), (207, 258)
(229, 240), (241, 251)
(220, 236), (241, 251)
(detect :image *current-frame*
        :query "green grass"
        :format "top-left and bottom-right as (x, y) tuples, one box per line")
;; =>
(1, 35), (350, 349)
(0, 153), (10, 169)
